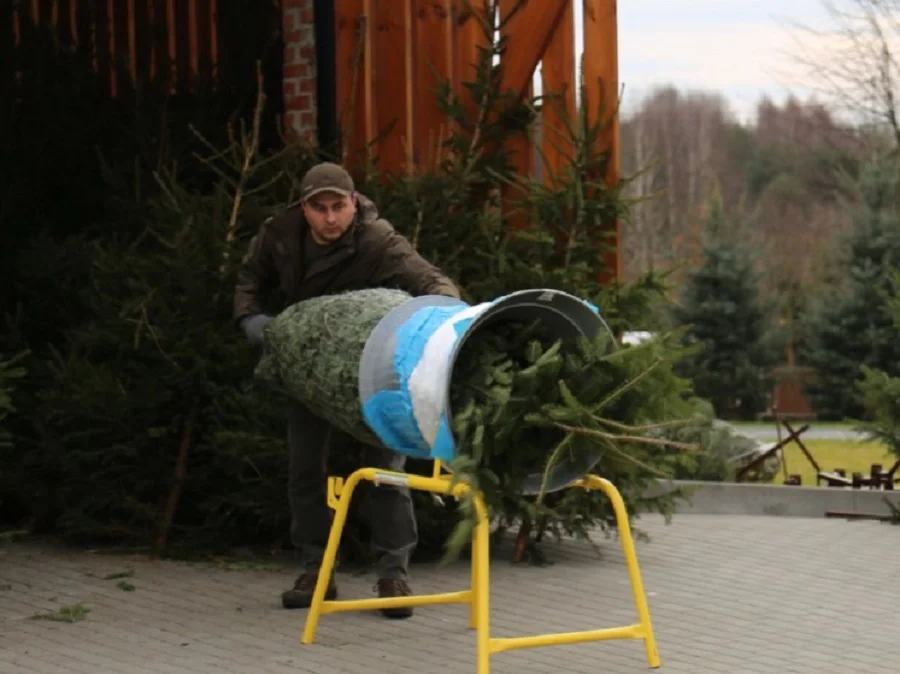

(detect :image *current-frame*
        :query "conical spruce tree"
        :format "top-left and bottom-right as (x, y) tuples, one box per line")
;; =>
(801, 154), (900, 420)
(671, 194), (773, 420)
(858, 270), (900, 460)
(0, 97), (322, 549)
(0, 352), (27, 450)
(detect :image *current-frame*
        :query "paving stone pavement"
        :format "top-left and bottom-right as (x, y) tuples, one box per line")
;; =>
(2, 514), (898, 674)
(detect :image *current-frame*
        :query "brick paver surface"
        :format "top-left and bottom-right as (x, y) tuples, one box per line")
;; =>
(1, 514), (898, 674)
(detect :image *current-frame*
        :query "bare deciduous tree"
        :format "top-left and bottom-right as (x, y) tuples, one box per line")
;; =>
(620, 87), (736, 280)
(789, 0), (900, 146)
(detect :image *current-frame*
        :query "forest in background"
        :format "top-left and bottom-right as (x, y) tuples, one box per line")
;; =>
(615, 0), (900, 384)
(621, 91), (860, 321)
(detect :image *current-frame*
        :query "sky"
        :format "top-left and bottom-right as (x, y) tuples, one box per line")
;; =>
(571, 0), (837, 123)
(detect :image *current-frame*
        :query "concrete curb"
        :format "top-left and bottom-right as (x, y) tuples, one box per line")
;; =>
(644, 479), (900, 518)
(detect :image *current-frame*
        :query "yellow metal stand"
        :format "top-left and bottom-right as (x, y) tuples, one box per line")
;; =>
(301, 462), (661, 673)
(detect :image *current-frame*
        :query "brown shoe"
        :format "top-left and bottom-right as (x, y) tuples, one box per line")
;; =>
(375, 579), (414, 619)
(281, 572), (337, 609)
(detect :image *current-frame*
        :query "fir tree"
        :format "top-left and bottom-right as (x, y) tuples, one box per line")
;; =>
(671, 194), (773, 420)
(801, 154), (900, 420)
(0, 352), (27, 450)
(0, 87), (320, 549)
(858, 270), (900, 460)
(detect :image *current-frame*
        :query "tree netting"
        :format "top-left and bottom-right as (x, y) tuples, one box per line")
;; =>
(254, 288), (413, 447)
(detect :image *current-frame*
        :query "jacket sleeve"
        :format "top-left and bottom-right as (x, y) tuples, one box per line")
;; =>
(369, 220), (461, 299)
(233, 218), (278, 325)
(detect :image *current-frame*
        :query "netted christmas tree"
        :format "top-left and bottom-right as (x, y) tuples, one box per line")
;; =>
(255, 288), (413, 447)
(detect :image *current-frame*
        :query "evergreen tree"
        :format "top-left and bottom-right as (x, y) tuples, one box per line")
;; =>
(858, 270), (900, 459)
(671, 194), (773, 420)
(0, 95), (319, 548)
(801, 154), (900, 420)
(0, 352), (27, 450)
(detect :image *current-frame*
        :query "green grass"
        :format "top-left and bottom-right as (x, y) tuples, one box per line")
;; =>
(763, 439), (897, 487)
(30, 604), (91, 623)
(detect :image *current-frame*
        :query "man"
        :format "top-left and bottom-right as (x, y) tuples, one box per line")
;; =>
(233, 162), (460, 619)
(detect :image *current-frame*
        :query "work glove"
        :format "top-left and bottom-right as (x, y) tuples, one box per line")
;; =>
(240, 314), (274, 346)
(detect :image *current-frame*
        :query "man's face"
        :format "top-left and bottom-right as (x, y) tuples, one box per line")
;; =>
(302, 191), (357, 244)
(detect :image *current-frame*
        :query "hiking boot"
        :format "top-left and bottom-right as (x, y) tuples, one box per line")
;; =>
(375, 579), (414, 619)
(281, 572), (337, 609)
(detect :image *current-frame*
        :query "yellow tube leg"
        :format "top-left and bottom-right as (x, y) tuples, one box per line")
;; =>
(587, 476), (661, 668)
(469, 517), (479, 630)
(473, 495), (492, 674)
(301, 470), (361, 645)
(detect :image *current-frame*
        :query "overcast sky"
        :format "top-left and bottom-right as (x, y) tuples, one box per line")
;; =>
(571, 0), (835, 122)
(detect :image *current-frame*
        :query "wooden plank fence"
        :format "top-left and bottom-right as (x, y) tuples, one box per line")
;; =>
(2, 0), (221, 98)
(0, 0), (289, 101)
(332, 0), (621, 279)
(2, 0), (622, 278)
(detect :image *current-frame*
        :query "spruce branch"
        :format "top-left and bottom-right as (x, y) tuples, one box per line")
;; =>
(550, 425), (700, 454)
(223, 61), (266, 256)
(154, 411), (195, 552)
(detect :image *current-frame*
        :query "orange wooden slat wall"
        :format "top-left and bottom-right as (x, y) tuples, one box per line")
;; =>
(7, 0), (622, 279)
(6, 0), (222, 99)
(540, 0), (575, 186)
(498, 0), (568, 100)
(450, 0), (490, 144)
(335, 0), (369, 166)
(0, 1), (15, 104)
(452, 0), (487, 97)
(582, 0), (621, 282)
(373, 0), (413, 174)
(334, 0), (621, 282)
(340, 0), (461, 175)
(412, 0), (453, 169)
(497, 0), (533, 231)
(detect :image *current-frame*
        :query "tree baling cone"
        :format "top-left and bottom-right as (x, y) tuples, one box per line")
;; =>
(255, 288), (698, 561)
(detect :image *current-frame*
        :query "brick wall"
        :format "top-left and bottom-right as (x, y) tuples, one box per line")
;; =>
(282, 0), (317, 141)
